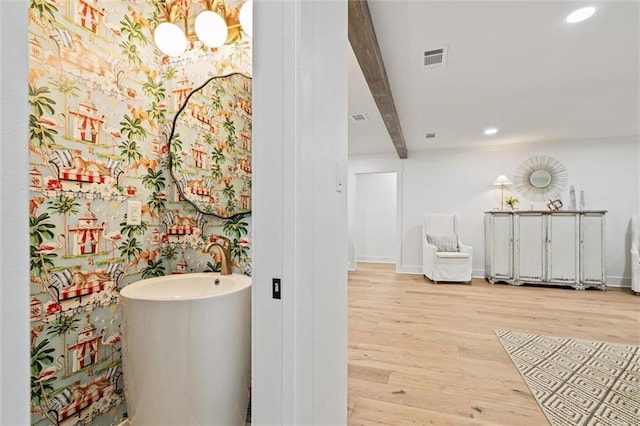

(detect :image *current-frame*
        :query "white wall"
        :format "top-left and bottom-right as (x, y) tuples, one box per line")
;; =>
(253, 0), (347, 425)
(0, 1), (30, 423)
(348, 137), (640, 286)
(356, 172), (397, 263)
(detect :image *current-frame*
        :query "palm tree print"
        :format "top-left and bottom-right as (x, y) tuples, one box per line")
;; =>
(142, 76), (165, 102)
(48, 195), (79, 250)
(119, 139), (143, 165)
(211, 146), (225, 166)
(119, 40), (142, 67)
(231, 239), (250, 261)
(222, 183), (235, 204)
(119, 218), (149, 238)
(30, 338), (55, 406)
(118, 237), (142, 261)
(204, 260), (221, 273)
(46, 315), (79, 375)
(170, 132), (183, 153)
(30, 244), (56, 277)
(225, 198), (236, 215)
(120, 15), (148, 46)
(50, 74), (79, 134)
(164, 65), (178, 80)
(222, 216), (249, 239)
(147, 192), (166, 216)
(120, 114), (147, 141)
(203, 133), (214, 146)
(30, 213), (55, 246)
(226, 133), (236, 150)
(29, 84), (56, 116)
(161, 245), (179, 261)
(141, 259), (165, 279)
(146, 101), (167, 127)
(210, 94), (222, 111)
(222, 117), (236, 137)
(29, 0), (58, 26)
(29, 114), (58, 149)
(142, 168), (166, 192)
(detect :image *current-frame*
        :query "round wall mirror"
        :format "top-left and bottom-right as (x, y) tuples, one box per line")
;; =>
(167, 73), (252, 218)
(529, 170), (552, 188)
(513, 156), (568, 201)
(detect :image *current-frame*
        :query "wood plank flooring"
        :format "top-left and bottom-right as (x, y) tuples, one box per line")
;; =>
(348, 262), (640, 426)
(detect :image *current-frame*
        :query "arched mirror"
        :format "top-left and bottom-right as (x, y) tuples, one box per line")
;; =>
(513, 156), (568, 201)
(168, 73), (252, 218)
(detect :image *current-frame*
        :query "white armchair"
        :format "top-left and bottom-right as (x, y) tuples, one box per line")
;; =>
(422, 213), (473, 283)
(631, 214), (639, 294)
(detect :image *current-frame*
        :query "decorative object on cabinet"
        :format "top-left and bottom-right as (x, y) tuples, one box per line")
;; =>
(631, 214), (639, 294)
(513, 156), (568, 201)
(579, 190), (585, 210)
(546, 199), (563, 211)
(484, 210), (606, 290)
(569, 185), (576, 210)
(422, 213), (473, 283)
(167, 73), (252, 218)
(493, 175), (512, 210)
(505, 195), (519, 210)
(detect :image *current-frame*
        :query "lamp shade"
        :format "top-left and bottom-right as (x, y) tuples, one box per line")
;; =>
(493, 175), (512, 186)
(195, 10), (229, 48)
(239, 0), (253, 37)
(154, 22), (187, 57)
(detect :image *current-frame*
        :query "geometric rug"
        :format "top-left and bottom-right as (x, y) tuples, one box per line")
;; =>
(495, 330), (640, 426)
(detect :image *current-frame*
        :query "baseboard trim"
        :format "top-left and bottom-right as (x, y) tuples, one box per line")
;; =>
(356, 256), (396, 263)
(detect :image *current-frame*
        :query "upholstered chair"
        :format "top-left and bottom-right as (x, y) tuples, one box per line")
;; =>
(422, 213), (473, 283)
(631, 214), (639, 294)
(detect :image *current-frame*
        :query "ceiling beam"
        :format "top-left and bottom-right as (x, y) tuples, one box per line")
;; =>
(348, 0), (408, 159)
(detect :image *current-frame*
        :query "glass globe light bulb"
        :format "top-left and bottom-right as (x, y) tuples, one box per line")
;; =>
(239, 0), (253, 37)
(154, 22), (187, 57)
(195, 10), (229, 48)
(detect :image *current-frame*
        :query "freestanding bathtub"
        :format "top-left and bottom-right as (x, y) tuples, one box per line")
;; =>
(120, 273), (251, 425)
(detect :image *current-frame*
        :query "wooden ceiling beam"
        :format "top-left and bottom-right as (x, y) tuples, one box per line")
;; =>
(348, 0), (408, 159)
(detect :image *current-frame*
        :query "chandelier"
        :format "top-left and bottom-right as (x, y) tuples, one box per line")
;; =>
(154, 0), (253, 57)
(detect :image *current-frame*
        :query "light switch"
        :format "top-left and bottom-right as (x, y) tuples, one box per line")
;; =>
(127, 201), (142, 225)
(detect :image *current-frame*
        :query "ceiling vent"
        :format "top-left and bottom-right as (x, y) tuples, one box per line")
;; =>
(423, 46), (448, 70)
(425, 133), (437, 139)
(350, 113), (368, 123)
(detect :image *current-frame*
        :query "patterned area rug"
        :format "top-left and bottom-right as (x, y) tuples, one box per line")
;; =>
(495, 330), (640, 426)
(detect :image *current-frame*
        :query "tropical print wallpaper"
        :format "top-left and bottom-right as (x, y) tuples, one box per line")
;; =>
(28, 1), (252, 425)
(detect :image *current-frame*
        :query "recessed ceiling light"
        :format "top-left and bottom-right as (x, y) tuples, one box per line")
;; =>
(484, 127), (498, 136)
(566, 7), (596, 23)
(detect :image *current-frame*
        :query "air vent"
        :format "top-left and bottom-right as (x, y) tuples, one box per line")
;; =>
(423, 46), (448, 70)
(425, 133), (437, 139)
(350, 113), (368, 122)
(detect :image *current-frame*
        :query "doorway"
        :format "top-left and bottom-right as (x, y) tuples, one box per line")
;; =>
(355, 172), (398, 268)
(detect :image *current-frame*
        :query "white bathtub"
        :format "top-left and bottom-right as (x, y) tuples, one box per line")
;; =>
(120, 273), (251, 425)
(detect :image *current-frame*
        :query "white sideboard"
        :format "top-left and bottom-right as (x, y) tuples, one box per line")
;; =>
(484, 211), (606, 290)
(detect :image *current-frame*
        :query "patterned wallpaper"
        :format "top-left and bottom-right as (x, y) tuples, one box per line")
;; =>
(28, 1), (252, 425)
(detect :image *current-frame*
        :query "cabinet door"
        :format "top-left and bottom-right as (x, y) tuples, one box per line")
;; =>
(581, 213), (605, 284)
(547, 214), (579, 283)
(516, 214), (545, 282)
(488, 213), (512, 279)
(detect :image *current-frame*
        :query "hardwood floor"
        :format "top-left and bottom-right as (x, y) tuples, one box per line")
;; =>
(347, 263), (640, 426)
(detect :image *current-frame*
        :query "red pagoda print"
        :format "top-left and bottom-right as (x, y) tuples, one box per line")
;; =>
(68, 203), (104, 256)
(68, 315), (101, 373)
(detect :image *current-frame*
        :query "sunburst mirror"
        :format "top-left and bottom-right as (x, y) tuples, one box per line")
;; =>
(513, 156), (568, 201)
